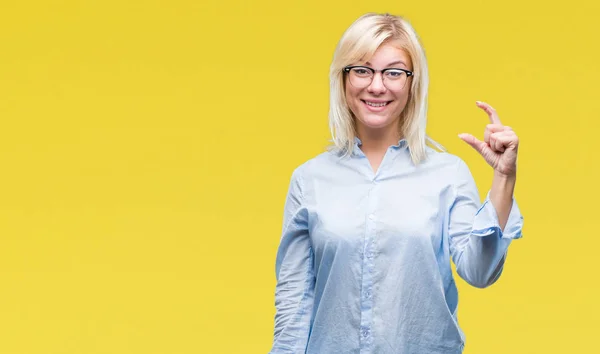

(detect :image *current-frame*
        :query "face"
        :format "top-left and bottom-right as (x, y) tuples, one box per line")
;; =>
(345, 42), (412, 134)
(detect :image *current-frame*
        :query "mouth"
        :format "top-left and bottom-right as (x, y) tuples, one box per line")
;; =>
(361, 99), (393, 110)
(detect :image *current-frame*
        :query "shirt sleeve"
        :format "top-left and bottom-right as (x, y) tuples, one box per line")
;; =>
(270, 167), (315, 353)
(448, 158), (524, 289)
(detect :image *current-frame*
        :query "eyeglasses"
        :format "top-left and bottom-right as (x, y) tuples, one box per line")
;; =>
(343, 65), (413, 90)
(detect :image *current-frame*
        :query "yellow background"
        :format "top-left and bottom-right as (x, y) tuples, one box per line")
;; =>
(0, 0), (597, 353)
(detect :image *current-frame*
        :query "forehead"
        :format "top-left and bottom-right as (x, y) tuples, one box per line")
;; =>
(363, 42), (412, 68)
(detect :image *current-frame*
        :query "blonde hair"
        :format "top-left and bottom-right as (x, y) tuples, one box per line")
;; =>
(328, 13), (444, 165)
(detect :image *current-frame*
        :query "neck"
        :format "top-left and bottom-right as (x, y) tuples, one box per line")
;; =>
(356, 124), (402, 155)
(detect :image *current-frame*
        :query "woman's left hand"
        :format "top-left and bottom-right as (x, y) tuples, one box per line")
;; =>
(458, 101), (519, 177)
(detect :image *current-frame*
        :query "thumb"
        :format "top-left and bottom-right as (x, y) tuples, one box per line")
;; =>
(458, 133), (487, 154)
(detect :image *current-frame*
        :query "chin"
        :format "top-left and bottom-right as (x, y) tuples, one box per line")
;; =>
(358, 114), (398, 129)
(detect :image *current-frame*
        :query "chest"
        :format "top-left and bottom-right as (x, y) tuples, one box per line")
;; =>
(306, 175), (453, 251)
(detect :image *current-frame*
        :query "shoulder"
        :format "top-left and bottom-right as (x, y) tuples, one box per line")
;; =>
(291, 150), (339, 177)
(286, 150), (344, 195)
(423, 147), (465, 168)
(422, 147), (473, 180)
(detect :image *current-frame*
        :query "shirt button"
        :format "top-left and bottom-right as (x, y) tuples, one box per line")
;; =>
(362, 329), (370, 338)
(366, 290), (371, 298)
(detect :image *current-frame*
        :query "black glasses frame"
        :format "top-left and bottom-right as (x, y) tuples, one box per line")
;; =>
(342, 65), (414, 78)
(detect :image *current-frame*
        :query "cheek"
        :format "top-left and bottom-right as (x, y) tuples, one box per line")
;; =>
(344, 86), (360, 114)
(393, 90), (410, 111)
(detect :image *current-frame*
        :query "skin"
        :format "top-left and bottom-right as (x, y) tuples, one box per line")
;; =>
(459, 102), (519, 232)
(346, 43), (519, 232)
(345, 41), (412, 172)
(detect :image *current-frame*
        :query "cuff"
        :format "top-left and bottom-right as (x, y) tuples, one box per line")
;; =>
(471, 191), (524, 240)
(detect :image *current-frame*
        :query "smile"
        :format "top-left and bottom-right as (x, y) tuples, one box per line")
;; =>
(361, 100), (392, 109)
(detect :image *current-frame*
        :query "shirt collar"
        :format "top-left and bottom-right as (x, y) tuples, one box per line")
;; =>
(353, 136), (408, 150)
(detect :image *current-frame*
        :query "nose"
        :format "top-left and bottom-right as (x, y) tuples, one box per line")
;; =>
(367, 72), (386, 95)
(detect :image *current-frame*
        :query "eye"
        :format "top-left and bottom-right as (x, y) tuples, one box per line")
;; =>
(351, 68), (371, 77)
(384, 69), (405, 79)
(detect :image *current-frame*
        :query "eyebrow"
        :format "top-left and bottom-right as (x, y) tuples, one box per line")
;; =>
(365, 60), (408, 68)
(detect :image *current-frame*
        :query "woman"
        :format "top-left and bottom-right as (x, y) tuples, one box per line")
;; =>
(270, 12), (523, 354)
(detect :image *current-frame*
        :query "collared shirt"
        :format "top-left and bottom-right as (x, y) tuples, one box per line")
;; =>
(270, 138), (523, 354)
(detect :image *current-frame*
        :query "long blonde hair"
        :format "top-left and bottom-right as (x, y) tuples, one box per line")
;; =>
(328, 13), (444, 164)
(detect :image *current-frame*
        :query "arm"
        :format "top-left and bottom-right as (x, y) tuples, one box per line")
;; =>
(490, 171), (516, 232)
(270, 168), (315, 353)
(453, 101), (524, 287)
(449, 158), (523, 289)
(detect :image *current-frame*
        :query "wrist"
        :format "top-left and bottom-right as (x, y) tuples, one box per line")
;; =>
(491, 170), (516, 200)
(494, 170), (517, 182)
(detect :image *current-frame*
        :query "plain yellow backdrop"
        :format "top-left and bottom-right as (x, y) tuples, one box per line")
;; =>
(1, 0), (598, 353)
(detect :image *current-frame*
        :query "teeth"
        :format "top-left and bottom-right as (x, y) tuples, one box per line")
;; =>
(365, 101), (387, 107)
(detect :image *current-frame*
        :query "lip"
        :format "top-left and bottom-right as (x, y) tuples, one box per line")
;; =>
(361, 99), (392, 112)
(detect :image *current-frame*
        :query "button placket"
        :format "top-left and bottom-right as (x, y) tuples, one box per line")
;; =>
(359, 184), (378, 353)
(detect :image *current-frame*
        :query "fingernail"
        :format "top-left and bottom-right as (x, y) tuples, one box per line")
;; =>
(475, 101), (482, 105)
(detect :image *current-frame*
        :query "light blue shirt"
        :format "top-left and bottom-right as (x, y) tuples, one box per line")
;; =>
(270, 138), (523, 354)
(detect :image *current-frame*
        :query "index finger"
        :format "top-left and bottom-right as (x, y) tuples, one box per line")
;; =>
(476, 101), (502, 125)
